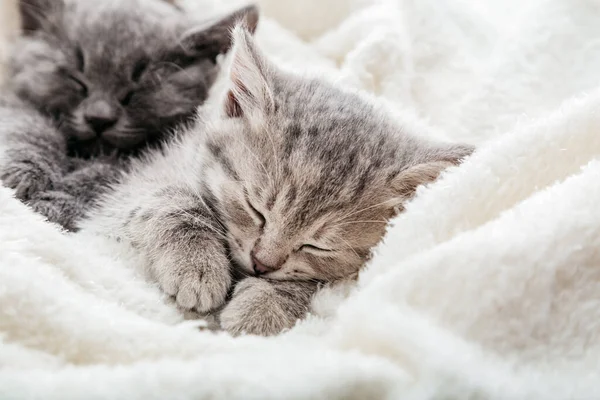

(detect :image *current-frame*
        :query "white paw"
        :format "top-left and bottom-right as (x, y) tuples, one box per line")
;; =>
(219, 278), (296, 336)
(155, 248), (232, 313)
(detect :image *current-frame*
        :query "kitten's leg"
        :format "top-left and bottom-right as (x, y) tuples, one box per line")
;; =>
(27, 191), (81, 231)
(59, 157), (124, 210)
(0, 104), (67, 200)
(115, 188), (233, 312)
(27, 160), (124, 231)
(219, 278), (319, 336)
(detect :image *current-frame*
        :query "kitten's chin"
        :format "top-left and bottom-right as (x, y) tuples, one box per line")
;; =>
(71, 129), (97, 142)
(102, 131), (147, 150)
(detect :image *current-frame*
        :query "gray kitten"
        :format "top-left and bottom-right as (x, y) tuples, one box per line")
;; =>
(0, 0), (258, 230)
(81, 26), (474, 336)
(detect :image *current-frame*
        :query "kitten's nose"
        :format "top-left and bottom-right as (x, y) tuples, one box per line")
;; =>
(251, 253), (284, 275)
(84, 100), (118, 135)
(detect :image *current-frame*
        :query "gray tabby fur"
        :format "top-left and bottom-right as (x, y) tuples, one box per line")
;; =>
(80, 26), (474, 336)
(0, 0), (258, 230)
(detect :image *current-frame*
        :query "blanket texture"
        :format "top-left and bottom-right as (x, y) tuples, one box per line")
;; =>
(2, 0), (600, 398)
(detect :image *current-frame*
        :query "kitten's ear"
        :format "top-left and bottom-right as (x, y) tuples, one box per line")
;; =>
(389, 143), (474, 211)
(224, 25), (275, 119)
(19, 0), (64, 34)
(179, 5), (259, 59)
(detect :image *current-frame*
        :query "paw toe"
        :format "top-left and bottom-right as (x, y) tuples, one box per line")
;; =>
(175, 285), (198, 309)
(159, 275), (179, 297)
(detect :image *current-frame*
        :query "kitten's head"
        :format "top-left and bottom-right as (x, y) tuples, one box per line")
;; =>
(10, 0), (258, 156)
(203, 27), (474, 284)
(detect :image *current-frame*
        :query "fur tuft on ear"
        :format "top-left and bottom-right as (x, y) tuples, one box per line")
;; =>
(392, 161), (455, 201)
(390, 143), (474, 208)
(19, 0), (64, 34)
(224, 24), (275, 119)
(179, 4), (259, 60)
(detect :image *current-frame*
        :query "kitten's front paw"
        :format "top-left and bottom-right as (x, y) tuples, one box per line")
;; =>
(28, 192), (76, 231)
(155, 246), (232, 313)
(1, 164), (54, 201)
(219, 278), (316, 336)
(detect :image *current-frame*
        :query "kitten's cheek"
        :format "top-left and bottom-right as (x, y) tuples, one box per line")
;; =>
(13, 72), (54, 101)
(229, 237), (254, 273)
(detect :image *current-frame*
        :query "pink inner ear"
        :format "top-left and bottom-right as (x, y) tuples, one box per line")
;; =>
(225, 90), (243, 118)
(224, 75), (255, 118)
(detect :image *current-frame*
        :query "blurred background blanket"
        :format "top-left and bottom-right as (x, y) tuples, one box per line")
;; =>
(1, 0), (600, 398)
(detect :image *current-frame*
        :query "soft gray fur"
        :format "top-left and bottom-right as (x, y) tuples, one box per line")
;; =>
(0, 0), (258, 230)
(81, 27), (474, 336)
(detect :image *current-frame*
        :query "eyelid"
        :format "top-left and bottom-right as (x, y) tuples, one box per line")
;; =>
(59, 68), (88, 95)
(120, 90), (135, 106)
(299, 244), (334, 253)
(245, 195), (265, 225)
(75, 46), (85, 71)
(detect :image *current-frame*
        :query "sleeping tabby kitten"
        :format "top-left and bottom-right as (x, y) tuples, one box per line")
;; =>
(0, 0), (258, 230)
(81, 26), (474, 336)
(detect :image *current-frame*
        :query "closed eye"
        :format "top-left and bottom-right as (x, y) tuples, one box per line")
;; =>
(74, 46), (85, 72)
(299, 244), (334, 253)
(59, 68), (88, 96)
(245, 196), (265, 227)
(131, 58), (149, 82)
(120, 90), (135, 106)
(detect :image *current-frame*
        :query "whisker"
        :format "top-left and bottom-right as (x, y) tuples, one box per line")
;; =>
(237, 271), (255, 280)
(185, 187), (229, 233)
(328, 233), (360, 260)
(333, 199), (396, 224)
(170, 205), (228, 239)
(329, 220), (388, 229)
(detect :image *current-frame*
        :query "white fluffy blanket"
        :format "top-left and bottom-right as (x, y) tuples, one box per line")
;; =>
(2, 0), (600, 398)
